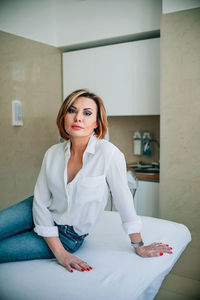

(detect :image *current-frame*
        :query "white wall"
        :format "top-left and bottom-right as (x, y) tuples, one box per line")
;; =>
(0, 0), (162, 47)
(162, 0), (200, 14)
(0, 0), (57, 46)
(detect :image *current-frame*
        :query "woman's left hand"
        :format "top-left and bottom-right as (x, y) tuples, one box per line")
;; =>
(135, 242), (173, 257)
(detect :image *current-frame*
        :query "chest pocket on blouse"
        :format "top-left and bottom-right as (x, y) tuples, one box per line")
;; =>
(76, 175), (106, 205)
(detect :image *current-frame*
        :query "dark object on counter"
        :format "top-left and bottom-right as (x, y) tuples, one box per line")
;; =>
(133, 168), (159, 174)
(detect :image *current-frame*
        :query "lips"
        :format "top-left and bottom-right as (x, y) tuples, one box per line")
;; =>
(72, 125), (84, 129)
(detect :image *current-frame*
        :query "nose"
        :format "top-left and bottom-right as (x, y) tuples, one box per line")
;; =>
(74, 111), (82, 122)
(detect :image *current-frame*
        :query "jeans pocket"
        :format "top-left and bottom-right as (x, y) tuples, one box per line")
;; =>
(58, 226), (85, 253)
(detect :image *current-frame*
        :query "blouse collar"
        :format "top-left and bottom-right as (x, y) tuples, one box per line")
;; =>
(64, 133), (97, 155)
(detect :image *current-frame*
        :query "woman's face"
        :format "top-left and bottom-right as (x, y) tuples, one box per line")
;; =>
(64, 96), (98, 139)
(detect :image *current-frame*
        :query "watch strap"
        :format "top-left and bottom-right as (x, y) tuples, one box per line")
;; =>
(131, 240), (144, 248)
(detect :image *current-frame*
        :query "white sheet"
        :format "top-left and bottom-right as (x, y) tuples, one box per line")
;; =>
(0, 211), (191, 300)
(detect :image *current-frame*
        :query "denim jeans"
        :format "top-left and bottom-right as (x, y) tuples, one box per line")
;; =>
(0, 196), (88, 263)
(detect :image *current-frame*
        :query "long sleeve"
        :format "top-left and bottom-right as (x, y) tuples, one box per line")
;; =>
(32, 150), (59, 237)
(106, 149), (142, 234)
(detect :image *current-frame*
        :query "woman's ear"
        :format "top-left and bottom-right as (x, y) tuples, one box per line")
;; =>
(94, 121), (98, 130)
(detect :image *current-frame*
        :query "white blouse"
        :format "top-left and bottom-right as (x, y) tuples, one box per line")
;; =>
(32, 134), (142, 237)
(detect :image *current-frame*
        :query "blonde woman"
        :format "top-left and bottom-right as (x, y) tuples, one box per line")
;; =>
(0, 89), (172, 272)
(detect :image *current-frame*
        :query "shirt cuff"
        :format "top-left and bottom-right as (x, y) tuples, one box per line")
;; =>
(122, 219), (143, 234)
(34, 225), (59, 237)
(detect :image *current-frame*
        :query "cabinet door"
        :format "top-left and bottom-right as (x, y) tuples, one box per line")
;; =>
(94, 43), (135, 115)
(131, 38), (160, 115)
(134, 181), (159, 217)
(94, 38), (160, 115)
(63, 48), (96, 98)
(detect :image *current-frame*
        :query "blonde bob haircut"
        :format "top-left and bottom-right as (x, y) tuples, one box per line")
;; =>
(57, 89), (108, 140)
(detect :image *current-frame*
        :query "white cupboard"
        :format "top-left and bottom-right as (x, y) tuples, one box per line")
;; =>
(62, 38), (160, 116)
(134, 180), (159, 218)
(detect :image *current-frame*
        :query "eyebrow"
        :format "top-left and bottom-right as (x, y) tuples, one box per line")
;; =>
(70, 105), (94, 111)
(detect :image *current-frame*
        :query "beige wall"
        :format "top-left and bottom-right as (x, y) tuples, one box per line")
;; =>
(155, 8), (200, 298)
(108, 116), (160, 164)
(0, 31), (62, 209)
(158, 8), (200, 291)
(160, 7), (200, 248)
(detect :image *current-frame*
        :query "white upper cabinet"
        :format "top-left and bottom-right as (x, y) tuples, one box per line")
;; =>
(63, 38), (160, 116)
(63, 48), (96, 94)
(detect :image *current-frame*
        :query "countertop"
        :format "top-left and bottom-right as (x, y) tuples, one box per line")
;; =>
(132, 171), (159, 182)
(127, 162), (160, 182)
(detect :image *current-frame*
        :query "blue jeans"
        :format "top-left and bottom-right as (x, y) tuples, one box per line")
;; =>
(0, 196), (88, 263)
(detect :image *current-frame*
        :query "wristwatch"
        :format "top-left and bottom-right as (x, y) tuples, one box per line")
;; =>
(131, 240), (144, 248)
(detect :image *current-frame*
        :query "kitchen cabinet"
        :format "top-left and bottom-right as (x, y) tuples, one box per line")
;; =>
(62, 38), (160, 116)
(134, 180), (159, 218)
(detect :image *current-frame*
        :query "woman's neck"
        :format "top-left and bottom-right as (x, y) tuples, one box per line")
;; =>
(70, 135), (91, 157)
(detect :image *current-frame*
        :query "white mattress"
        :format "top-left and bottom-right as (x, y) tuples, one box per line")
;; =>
(0, 211), (191, 300)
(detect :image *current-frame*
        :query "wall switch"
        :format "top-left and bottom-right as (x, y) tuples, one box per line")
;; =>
(12, 100), (23, 126)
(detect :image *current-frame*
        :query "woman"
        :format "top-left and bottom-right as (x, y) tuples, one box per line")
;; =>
(0, 89), (172, 272)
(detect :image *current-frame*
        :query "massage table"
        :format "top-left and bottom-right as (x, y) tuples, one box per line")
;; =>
(0, 211), (191, 300)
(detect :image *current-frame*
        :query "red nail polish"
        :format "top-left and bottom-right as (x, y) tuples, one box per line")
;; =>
(81, 268), (84, 272)
(166, 244), (169, 246)
(70, 270), (73, 272)
(89, 267), (93, 270)
(160, 253), (163, 256)
(170, 247), (172, 249)
(170, 251), (173, 254)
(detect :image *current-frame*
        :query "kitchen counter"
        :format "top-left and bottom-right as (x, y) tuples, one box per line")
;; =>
(133, 171), (159, 182)
(127, 162), (160, 182)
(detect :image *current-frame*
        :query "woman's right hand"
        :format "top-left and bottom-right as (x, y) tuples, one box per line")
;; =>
(43, 236), (93, 273)
(55, 250), (93, 273)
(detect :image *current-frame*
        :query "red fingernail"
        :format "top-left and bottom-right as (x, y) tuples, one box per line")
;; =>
(70, 270), (73, 272)
(166, 244), (169, 246)
(87, 268), (90, 271)
(160, 253), (163, 256)
(170, 251), (173, 254)
(81, 268), (85, 272)
(89, 267), (93, 270)
(170, 247), (172, 249)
